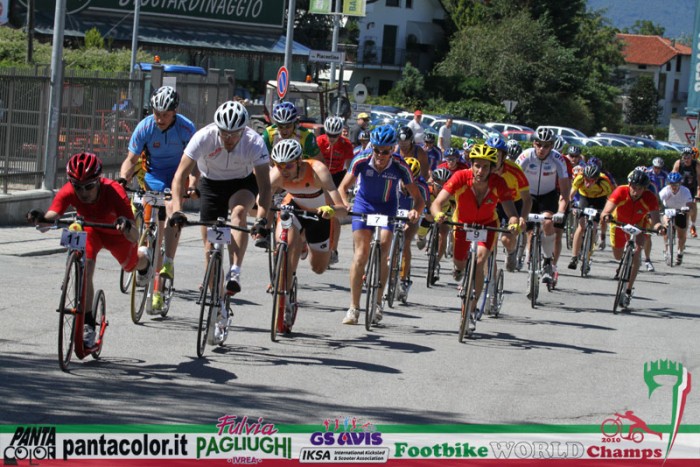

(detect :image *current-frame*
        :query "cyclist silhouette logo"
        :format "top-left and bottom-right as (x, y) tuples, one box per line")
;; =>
(601, 410), (662, 443)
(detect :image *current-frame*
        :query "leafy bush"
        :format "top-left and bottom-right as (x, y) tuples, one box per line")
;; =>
(581, 146), (678, 182)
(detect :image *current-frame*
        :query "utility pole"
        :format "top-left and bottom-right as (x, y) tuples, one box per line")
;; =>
(329, 0), (341, 86)
(283, 0), (296, 74)
(128, 0), (141, 100)
(42, 0), (66, 190)
(26, 0), (34, 63)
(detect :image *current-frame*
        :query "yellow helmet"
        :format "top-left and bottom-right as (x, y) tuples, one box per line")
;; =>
(404, 157), (421, 178)
(469, 143), (498, 164)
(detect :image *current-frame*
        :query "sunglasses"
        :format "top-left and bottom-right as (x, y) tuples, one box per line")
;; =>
(71, 180), (98, 192)
(277, 123), (295, 130)
(274, 161), (298, 170)
(327, 133), (341, 139)
(534, 142), (553, 148)
(373, 148), (392, 156)
(219, 130), (243, 140)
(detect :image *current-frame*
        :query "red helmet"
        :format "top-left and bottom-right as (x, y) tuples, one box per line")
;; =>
(67, 152), (102, 182)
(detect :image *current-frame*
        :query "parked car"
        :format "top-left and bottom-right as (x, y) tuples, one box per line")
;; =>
(502, 129), (534, 142)
(486, 122), (535, 133)
(431, 118), (504, 141)
(595, 133), (667, 150)
(538, 125), (587, 138)
(560, 135), (603, 147)
(370, 110), (395, 122)
(589, 136), (634, 148)
(656, 140), (683, 152)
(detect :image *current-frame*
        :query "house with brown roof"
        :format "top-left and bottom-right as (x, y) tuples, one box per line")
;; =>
(616, 33), (692, 125)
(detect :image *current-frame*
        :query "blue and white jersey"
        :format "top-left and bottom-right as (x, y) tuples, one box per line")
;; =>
(349, 152), (413, 215)
(646, 167), (668, 193)
(128, 114), (196, 191)
(399, 176), (429, 212)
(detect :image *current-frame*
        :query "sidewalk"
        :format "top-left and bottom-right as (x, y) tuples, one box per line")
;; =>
(0, 213), (224, 257)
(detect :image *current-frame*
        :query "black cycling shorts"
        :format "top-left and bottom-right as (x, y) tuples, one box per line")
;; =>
(199, 174), (259, 222)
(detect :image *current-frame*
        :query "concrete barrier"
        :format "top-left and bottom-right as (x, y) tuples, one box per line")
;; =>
(0, 190), (55, 226)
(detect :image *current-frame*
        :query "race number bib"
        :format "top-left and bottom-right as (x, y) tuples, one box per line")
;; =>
(528, 213), (546, 223)
(664, 208), (677, 218)
(60, 229), (87, 251)
(396, 209), (409, 218)
(583, 207), (598, 217)
(465, 229), (486, 242)
(366, 214), (388, 227)
(207, 227), (232, 245)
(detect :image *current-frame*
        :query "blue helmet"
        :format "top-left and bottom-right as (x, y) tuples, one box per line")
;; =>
(485, 135), (508, 152)
(668, 172), (682, 184)
(272, 102), (298, 124)
(443, 147), (460, 159)
(588, 156), (602, 168)
(370, 124), (397, 146)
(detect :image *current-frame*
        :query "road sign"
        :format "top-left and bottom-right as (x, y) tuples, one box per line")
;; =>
(308, 50), (345, 65)
(353, 84), (368, 105)
(277, 66), (289, 100)
(502, 100), (518, 114)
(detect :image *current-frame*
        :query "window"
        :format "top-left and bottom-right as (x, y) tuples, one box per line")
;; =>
(666, 61), (671, 71)
(676, 57), (682, 72)
(378, 80), (394, 95)
(406, 0), (413, 7)
(386, 0), (399, 6)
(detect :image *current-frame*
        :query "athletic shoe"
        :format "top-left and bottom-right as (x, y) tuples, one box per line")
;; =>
(676, 253), (683, 265)
(452, 267), (463, 282)
(300, 242), (309, 260)
(159, 262), (174, 280)
(83, 324), (96, 348)
(342, 307), (359, 325)
(691, 225), (697, 238)
(597, 238), (606, 250)
(542, 260), (553, 284)
(284, 301), (295, 330)
(225, 270), (241, 295)
(150, 291), (164, 314)
(619, 290), (633, 309)
(329, 250), (339, 265)
(135, 261), (151, 287)
(213, 301), (229, 344)
(416, 236), (426, 250)
(431, 263), (441, 285)
(372, 303), (383, 324)
(645, 260), (655, 272)
(568, 257), (578, 270)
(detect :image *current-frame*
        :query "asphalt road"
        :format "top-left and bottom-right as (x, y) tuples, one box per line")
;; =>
(1, 220), (699, 427)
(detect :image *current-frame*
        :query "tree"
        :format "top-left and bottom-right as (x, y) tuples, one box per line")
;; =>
(293, 0), (334, 51)
(388, 62), (426, 108)
(625, 76), (661, 126)
(622, 20), (665, 36)
(84, 27), (104, 49)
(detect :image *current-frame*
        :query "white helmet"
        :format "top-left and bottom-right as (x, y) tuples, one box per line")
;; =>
(150, 86), (179, 112)
(271, 139), (303, 163)
(214, 101), (248, 131)
(553, 136), (565, 151)
(534, 127), (555, 142)
(324, 116), (344, 136)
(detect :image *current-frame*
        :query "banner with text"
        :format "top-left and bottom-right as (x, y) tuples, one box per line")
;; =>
(688, 0), (700, 112)
(309, 0), (365, 16)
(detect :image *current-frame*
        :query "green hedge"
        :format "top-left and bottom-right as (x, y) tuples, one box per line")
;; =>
(578, 146), (678, 183)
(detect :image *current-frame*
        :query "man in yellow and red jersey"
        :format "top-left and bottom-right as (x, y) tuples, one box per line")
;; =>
(601, 169), (663, 309)
(430, 144), (519, 331)
(486, 136), (530, 271)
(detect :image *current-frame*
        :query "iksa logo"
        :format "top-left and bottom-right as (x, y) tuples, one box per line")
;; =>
(3, 426), (56, 465)
(590, 359), (691, 462)
(310, 417), (382, 446)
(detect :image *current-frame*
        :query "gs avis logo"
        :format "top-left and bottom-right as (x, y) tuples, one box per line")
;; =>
(309, 417), (382, 446)
(3, 426), (56, 465)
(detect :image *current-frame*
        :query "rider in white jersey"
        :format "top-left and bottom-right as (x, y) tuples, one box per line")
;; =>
(516, 127), (570, 284)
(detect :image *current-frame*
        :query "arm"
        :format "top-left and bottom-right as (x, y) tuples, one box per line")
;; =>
(600, 199), (617, 221)
(557, 177), (571, 212)
(430, 189), (451, 220)
(519, 189), (532, 227)
(253, 162), (271, 222)
(313, 164), (348, 216)
(119, 150), (142, 182)
(170, 155), (197, 213)
(415, 146), (430, 180)
(404, 183), (426, 222)
(337, 172), (357, 209)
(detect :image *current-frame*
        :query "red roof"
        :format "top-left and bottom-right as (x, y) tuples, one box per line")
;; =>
(616, 33), (692, 66)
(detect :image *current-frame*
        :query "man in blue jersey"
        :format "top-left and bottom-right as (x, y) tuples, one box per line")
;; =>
(119, 86), (196, 312)
(338, 125), (425, 325)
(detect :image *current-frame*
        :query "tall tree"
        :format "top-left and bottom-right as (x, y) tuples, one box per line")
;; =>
(625, 76), (661, 125)
(622, 20), (665, 36)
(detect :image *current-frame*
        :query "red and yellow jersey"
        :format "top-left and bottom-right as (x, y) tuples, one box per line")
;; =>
(443, 170), (513, 225)
(608, 185), (659, 225)
(572, 173), (613, 199)
(498, 159), (529, 202)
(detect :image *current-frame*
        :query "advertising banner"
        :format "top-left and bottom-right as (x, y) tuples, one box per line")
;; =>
(687, 0), (700, 112)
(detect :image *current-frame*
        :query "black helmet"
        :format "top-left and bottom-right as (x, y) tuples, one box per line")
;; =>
(398, 126), (414, 143)
(628, 169), (649, 187)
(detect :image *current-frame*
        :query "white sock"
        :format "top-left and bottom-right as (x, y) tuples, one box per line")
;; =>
(541, 232), (555, 258)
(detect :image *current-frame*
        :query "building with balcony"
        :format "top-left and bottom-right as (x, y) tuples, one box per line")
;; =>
(344, 0), (448, 96)
(616, 33), (692, 125)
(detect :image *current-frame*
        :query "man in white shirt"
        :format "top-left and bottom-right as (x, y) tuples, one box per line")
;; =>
(659, 172), (694, 265)
(170, 101), (271, 298)
(407, 110), (425, 146)
(438, 118), (452, 152)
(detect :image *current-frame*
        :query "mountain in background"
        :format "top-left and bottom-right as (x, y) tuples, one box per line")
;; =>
(587, 0), (697, 39)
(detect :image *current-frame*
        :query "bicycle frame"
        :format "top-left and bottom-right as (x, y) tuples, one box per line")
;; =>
(386, 210), (408, 308)
(611, 221), (654, 314)
(663, 207), (689, 267)
(526, 213), (550, 308)
(579, 207), (600, 278)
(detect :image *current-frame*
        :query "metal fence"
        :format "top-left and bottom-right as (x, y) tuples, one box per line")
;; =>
(0, 66), (235, 193)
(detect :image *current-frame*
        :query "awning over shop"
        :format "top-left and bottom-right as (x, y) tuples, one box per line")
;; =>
(30, 11), (311, 57)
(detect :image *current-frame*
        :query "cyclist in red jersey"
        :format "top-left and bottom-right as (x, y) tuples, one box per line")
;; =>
(27, 153), (149, 346)
(601, 169), (664, 308)
(317, 116), (355, 264)
(430, 144), (519, 328)
(436, 148), (469, 176)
